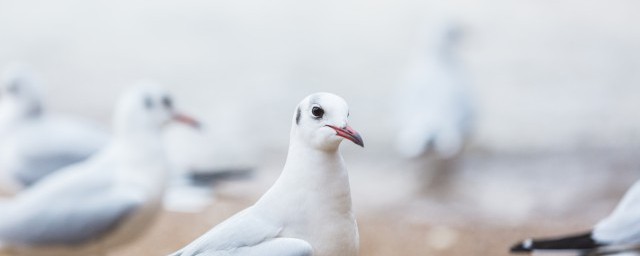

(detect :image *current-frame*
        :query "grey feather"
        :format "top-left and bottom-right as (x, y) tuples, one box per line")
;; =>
(0, 189), (141, 245)
(12, 152), (93, 186)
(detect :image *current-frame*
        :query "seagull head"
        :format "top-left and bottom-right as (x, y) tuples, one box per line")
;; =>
(0, 65), (43, 119)
(114, 81), (200, 136)
(292, 92), (363, 151)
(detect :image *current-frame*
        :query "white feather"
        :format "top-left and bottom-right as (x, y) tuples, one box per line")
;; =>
(171, 93), (360, 256)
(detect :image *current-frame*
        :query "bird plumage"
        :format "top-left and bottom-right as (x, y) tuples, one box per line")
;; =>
(170, 92), (362, 256)
(511, 180), (640, 255)
(395, 22), (473, 159)
(0, 83), (197, 255)
(0, 65), (107, 191)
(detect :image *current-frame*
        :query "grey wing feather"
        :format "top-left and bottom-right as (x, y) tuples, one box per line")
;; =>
(0, 191), (141, 245)
(10, 116), (108, 186)
(13, 152), (93, 186)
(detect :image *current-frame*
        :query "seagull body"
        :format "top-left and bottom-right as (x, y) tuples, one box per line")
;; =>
(0, 114), (108, 188)
(395, 23), (472, 159)
(171, 92), (364, 256)
(0, 83), (199, 255)
(0, 66), (107, 190)
(511, 180), (640, 255)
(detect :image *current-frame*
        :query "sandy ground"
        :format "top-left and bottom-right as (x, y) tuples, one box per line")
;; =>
(0, 1), (639, 255)
(104, 148), (640, 256)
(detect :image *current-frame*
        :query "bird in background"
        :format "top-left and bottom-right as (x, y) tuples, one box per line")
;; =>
(394, 21), (474, 197)
(0, 65), (108, 192)
(170, 92), (364, 256)
(511, 179), (640, 256)
(395, 21), (473, 159)
(0, 82), (200, 255)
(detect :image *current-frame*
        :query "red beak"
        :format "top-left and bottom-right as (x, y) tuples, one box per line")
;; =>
(326, 125), (364, 147)
(172, 112), (201, 129)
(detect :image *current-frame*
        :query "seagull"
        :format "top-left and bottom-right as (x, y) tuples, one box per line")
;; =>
(0, 65), (108, 191)
(511, 179), (640, 255)
(394, 22), (473, 197)
(394, 22), (473, 159)
(170, 92), (364, 256)
(0, 83), (199, 255)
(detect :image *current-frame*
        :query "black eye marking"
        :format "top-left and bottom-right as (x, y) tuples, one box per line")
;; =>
(311, 106), (324, 119)
(162, 96), (173, 109)
(144, 96), (154, 109)
(295, 107), (301, 125)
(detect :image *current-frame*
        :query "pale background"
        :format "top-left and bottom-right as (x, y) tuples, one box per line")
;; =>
(1, 0), (639, 255)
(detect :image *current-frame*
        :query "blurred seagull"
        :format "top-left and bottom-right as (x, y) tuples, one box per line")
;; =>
(0, 65), (108, 191)
(395, 22), (473, 159)
(0, 83), (199, 255)
(511, 180), (640, 255)
(394, 22), (473, 198)
(170, 92), (363, 256)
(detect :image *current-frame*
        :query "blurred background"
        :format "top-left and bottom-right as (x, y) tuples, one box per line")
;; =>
(1, 0), (640, 255)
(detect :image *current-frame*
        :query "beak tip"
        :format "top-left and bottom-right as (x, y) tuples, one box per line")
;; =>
(173, 113), (201, 130)
(326, 124), (364, 148)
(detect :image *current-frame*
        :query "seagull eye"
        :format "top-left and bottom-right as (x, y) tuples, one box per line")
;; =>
(162, 96), (173, 109)
(311, 106), (324, 118)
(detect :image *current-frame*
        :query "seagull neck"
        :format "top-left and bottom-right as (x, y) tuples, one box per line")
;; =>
(284, 141), (343, 172)
(114, 126), (162, 142)
(256, 139), (354, 222)
(277, 138), (352, 201)
(111, 131), (167, 195)
(112, 131), (165, 162)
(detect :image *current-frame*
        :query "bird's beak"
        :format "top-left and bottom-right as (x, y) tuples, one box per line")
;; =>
(326, 125), (364, 147)
(172, 112), (201, 129)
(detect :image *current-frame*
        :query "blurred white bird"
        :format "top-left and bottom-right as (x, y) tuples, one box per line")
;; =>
(395, 22), (473, 159)
(394, 22), (473, 198)
(170, 92), (363, 256)
(0, 83), (199, 255)
(0, 66), (108, 192)
(511, 179), (640, 255)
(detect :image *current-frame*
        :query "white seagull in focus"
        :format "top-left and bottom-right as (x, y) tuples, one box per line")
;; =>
(511, 179), (640, 255)
(0, 66), (108, 191)
(170, 92), (364, 256)
(0, 83), (199, 255)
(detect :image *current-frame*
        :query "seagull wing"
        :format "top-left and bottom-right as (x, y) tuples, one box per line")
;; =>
(171, 208), (312, 256)
(9, 116), (108, 186)
(12, 152), (94, 186)
(0, 147), (137, 246)
(594, 180), (640, 244)
(0, 189), (141, 245)
(512, 180), (640, 253)
(510, 232), (601, 253)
